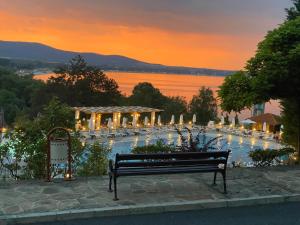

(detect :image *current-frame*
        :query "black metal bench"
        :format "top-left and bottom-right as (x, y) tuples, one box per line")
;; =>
(108, 151), (231, 200)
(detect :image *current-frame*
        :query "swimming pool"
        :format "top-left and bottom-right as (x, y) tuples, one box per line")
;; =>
(99, 130), (283, 165)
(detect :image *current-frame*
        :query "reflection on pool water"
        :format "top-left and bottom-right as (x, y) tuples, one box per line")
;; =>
(101, 130), (283, 164)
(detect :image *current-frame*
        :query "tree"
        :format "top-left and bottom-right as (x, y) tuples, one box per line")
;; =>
(280, 99), (300, 150)
(47, 55), (122, 106)
(286, 0), (300, 21)
(246, 17), (300, 152)
(128, 82), (166, 108)
(224, 114), (230, 125)
(0, 67), (45, 124)
(189, 87), (218, 125)
(128, 82), (188, 123)
(36, 97), (74, 132)
(218, 71), (256, 113)
(162, 96), (187, 122)
(219, 15), (300, 153)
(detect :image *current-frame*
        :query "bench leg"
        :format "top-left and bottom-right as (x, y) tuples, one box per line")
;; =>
(221, 171), (227, 194)
(108, 174), (113, 192)
(113, 176), (119, 201)
(213, 172), (217, 185)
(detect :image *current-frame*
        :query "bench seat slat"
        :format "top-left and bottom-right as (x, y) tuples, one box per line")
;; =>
(117, 159), (226, 168)
(114, 166), (222, 176)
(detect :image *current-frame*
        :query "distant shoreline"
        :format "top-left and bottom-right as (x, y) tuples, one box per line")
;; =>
(33, 70), (231, 77)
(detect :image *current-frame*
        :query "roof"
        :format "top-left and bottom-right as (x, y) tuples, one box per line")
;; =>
(248, 113), (281, 126)
(73, 106), (163, 114)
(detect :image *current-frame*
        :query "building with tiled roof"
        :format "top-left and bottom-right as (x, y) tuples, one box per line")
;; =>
(248, 113), (281, 133)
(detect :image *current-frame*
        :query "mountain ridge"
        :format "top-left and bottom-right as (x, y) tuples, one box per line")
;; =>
(0, 40), (235, 76)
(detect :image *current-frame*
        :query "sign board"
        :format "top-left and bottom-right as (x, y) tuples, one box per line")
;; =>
(46, 127), (72, 181)
(50, 140), (69, 164)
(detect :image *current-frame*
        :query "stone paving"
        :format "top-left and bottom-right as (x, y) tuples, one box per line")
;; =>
(1, 166), (300, 216)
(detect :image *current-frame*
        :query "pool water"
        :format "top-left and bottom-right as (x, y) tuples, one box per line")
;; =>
(102, 130), (283, 164)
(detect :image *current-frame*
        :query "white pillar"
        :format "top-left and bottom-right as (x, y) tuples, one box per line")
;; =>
(151, 111), (156, 127)
(96, 114), (101, 130)
(89, 112), (96, 131)
(75, 110), (80, 120)
(132, 112), (140, 128)
(117, 112), (121, 127)
(113, 113), (118, 129)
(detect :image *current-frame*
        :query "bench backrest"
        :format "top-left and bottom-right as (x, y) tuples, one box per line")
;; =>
(114, 151), (231, 169)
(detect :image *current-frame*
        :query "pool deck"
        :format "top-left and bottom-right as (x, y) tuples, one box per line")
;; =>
(1, 166), (300, 224)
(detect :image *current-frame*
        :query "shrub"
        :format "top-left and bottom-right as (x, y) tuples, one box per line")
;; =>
(132, 139), (176, 154)
(249, 147), (295, 167)
(76, 142), (111, 176)
(0, 98), (85, 180)
(0, 129), (85, 179)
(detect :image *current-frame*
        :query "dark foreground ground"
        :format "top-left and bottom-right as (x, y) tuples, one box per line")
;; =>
(2, 166), (300, 216)
(23, 202), (300, 225)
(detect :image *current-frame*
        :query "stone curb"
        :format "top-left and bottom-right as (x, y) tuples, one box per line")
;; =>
(1, 194), (300, 225)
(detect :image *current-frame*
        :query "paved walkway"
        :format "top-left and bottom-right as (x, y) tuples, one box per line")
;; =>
(1, 166), (300, 217)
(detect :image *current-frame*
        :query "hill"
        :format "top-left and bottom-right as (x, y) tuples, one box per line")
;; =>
(0, 41), (234, 76)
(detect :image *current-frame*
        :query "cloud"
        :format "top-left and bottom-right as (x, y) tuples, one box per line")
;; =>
(0, 0), (291, 35)
(0, 0), (293, 69)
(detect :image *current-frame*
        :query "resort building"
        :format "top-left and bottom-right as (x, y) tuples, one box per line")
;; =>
(73, 106), (162, 131)
(248, 113), (281, 133)
(251, 103), (265, 116)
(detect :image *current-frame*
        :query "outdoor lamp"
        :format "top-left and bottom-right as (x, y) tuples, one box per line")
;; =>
(64, 173), (71, 180)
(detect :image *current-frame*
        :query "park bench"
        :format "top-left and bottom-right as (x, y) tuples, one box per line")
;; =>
(108, 150), (231, 200)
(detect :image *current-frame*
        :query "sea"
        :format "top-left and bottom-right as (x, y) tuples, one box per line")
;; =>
(34, 71), (281, 119)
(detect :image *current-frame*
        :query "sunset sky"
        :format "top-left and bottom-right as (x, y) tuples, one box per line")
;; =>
(0, 0), (292, 70)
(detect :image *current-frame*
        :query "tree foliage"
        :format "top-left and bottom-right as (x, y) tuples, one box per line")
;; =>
(280, 99), (300, 149)
(219, 15), (300, 152)
(47, 55), (122, 106)
(162, 96), (187, 122)
(218, 71), (256, 113)
(286, 0), (300, 21)
(0, 67), (44, 124)
(246, 18), (300, 100)
(0, 98), (83, 179)
(189, 87), (218, 125)
(76, 142), (111, 176)
(128, 82), (166, 108)
(128, 82), (187, 122)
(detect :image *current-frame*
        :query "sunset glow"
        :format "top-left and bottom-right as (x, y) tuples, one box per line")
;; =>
(0, 0), (291, 70)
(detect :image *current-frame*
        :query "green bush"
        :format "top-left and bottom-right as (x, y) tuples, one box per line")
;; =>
(0, 98), (85, 179)
(249, 147), (295, 167)
(0, 127), (85, 179)
(0, 129), (46, 179)
(76, 142), (111, 176)
(132, 139), (176, 154)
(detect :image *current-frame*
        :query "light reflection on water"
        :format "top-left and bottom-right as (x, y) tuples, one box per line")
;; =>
(99, 131), (282, 163)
